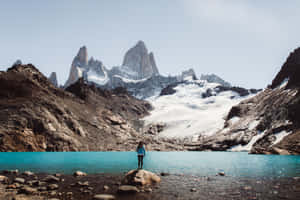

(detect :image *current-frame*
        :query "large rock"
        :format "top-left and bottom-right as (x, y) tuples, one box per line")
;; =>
(122, 169), (161, 186)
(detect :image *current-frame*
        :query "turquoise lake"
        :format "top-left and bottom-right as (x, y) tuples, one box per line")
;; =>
(0, 152), (299, 178)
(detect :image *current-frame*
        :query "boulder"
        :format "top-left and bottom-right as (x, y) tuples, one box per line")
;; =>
(93, 194), (115, 200)
(122, 169), (161, 186)
(117, 185), (139, 194)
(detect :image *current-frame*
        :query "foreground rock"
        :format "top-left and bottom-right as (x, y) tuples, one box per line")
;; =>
(117, 185), (139, 193)
(93, 194), (115, 200)
(122, 169), (161, 186)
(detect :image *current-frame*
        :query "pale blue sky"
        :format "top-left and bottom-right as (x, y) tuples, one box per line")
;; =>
(0, 0), (299, 88)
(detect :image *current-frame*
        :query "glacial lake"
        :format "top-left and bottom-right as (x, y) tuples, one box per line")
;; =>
(0, 152), (299, 178)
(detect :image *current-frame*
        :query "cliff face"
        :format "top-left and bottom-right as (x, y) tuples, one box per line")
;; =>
(189, 47), (300, 155)
(0, 64), (154, 152)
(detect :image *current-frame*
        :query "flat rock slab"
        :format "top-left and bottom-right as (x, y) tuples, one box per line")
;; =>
(93, 194), (116, 200)
(117, 185), (139, 193)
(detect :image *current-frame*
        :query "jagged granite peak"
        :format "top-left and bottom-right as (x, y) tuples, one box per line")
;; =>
(64, 46), (89, 88)
(12, 59), (22, 66)
(200, 74), (231, 87)
(48, 72), (58, 87)
(88, 57), (106, 77)
(271, 47), (300, 89)
(122, 40), (159, 79)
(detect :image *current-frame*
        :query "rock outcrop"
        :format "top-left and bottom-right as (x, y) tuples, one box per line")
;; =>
(64, 46), (88, 88)
(48, 72), (58, 87)
(0, 64), (150, 151)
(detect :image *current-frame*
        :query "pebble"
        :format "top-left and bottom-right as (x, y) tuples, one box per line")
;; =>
(22, 171), (34, 176)
(190, 188), (197, 192)
(73, 171), (87, 177)
(44, 175), (60, 183)
(117, 185), (139, 193)
(103, 185), (110, 190)
(0, 175), (8, 184)
(160, 172), (170, 176)
(47, 184), (59, 190)
(14, 178), (25, 184)
(77, 181), (89, 186)
(145, 188), (153, 193)
(244, 186), (252, 190)
(18, 186), (38, 195)
(218, 172), (225, 176)
(93, 194), (116, 200)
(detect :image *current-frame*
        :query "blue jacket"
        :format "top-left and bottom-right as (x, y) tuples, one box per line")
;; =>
(136, 146), (146, 156)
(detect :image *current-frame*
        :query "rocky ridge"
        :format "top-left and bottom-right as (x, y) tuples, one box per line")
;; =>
(0, 64), (183, 152)
(187, 47), (300, 155)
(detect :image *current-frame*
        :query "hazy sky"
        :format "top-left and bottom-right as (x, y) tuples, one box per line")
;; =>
(0, 0), (300, 88)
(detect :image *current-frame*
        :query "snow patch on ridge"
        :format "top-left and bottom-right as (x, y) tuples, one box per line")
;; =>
(144, 80), (250, 139)
(272, 130), (292, 145)
(87, 70), (109, 85)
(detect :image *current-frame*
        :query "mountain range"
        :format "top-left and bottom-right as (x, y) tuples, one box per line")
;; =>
(1, 41), (299, 154)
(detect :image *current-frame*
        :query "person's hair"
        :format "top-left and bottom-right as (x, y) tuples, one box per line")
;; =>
(138, 141), (143, 148)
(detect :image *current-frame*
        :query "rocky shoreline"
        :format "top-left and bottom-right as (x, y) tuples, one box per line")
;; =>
(0, 169), (299, 200)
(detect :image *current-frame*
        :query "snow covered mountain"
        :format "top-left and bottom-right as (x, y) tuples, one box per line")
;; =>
(184, 47), (300, 155)
(143, 76), (258, 142)
(64, 41), (234, 99)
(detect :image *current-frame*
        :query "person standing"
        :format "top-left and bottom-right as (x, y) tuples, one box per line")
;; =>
(136, 141), (146, 169)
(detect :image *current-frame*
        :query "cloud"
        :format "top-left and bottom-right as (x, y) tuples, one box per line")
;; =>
(182, 0), (282, 37)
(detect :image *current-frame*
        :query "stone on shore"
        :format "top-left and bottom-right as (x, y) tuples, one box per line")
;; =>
(3, 169), (19, 174)
(22, 171), (34, 176)
(93, 194), (115, 200)
(117, 185), (139, 193)
(43, 175), (60, 183)
(74, 171), (87, 177)
(47, 184), (59, 190)
(0, 175), (8, 184)
(19, 186), (38, 195)
(14, 178), (25, 184)
(218, 172), (225, 176)
(122, 169), (161, 186)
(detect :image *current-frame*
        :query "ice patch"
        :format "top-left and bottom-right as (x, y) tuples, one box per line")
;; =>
(113, 75), (149, 83)
(248, 120), (260, 130)
(87, 70), (109, 85)
(272, 130), (292, 145)
(278, 78), (289, 89)
(229, 117), (240, 125)
(229, 130), (266, 152)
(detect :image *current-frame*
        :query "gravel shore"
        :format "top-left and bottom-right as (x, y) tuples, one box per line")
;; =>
(0, 170), (299, 200)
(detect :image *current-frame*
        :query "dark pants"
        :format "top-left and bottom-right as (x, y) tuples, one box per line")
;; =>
(138, 155), (144, 169)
